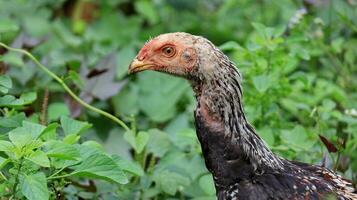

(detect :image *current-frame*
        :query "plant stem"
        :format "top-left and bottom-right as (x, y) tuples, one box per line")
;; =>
(47, 166), (67, 179)
(12, 158), (24, 198)
(333, 151), (341, 172)
(40, 87), (49, 125)
(0, 42), (130, 133)
(47, 174), (71, 180)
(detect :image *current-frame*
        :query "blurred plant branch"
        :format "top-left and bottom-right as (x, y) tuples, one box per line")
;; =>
(0, 42), (131, 132)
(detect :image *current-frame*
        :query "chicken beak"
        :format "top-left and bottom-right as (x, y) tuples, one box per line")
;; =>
(128, 59), (155, 74)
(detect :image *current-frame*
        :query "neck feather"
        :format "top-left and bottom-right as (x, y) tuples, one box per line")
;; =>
(191, 49), (284, 171)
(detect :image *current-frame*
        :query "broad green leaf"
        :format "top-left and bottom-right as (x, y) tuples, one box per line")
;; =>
(27, 150), (50, 168)
(112, 155), (144, 176)
(0, 156), (9, 169)
(146, 129), (171, 157)
(112, 85), (139, 116)
(63, 134), (80, 144)
(252, 75), (271, 93)
(78, 142), (104, 160)
(23, 15), (50, 37)
(174, 129), (198, 150)
(135, 1), (159, 24)
(116, 47), (136, 79)
(0, 75), (12, 94)
(252, 22), (266, 36)
(0, 95), (24, 107)
(257, 127), (275, 146)
(20, 173), (49, 200)
(48, 103), (70, 121)
(331, 38), (344, 53)
(22, 121), (46, 139)
(20, 92), (37, 105)
(0, 18), (19, 32)
(0, 93), (36, 107)
(273, 25), (286, 38)
(199, 174), (216, 195)
(124, 131), (149, 154)
(137, 72), (189, 122)
(2, 52), (24, 67)
(40, 123), (59, 141)
(68, 70), (84, 89)
(154, 170), (190, 195)
(60, 116), (91, 135)
(0, 113), (26, 128)
(82, 140), (104, 151)
(0, 85), (9, 94)
(0, 140), (13, 152)
(281, 126), (314, 150)
(71, 153), (128, 184)
(135, 131), (149, 153)
(219, 41), (242, 51)
(8, 127), (33, 148)
(45, 141), (80, 160)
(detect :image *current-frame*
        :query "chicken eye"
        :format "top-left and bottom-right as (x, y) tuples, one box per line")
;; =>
(162, 46), (175, 57)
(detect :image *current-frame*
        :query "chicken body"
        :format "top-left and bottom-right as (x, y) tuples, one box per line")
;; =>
(128, 32), (357, 200)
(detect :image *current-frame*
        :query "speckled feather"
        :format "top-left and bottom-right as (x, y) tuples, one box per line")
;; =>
(132, 32), (357, 200)
(189, 33), (357, 200)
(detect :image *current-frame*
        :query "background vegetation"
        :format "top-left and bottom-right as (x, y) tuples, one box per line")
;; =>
(0, 0), (356, 199)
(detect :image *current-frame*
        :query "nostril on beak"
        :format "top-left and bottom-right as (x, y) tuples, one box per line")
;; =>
(137, 55), (145, 61)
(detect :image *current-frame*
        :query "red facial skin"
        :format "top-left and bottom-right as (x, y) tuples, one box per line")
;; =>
(129, 36), (197, 75)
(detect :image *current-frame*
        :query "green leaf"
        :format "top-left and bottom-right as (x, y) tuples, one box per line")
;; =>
(78, 142), (104, 160)
(135, 131), (149, 153)
(48, 103), (70, 122)
(112, 155), (144, 176)
(0, 140), (13, 152)
(0, 75), (12, 94)
(331, 38), (344, 53)
(257, 127), (275, 146)
(8, 127), (33, 148)
(252, 22), (271, 39)
(199, 174), (216, 195)
(137, 72), (189, 122)
(63, 134), (80, 144)
(0, 156), (9, 169)
(146, 129), (171, 157)
(154, 170), (190, 195)
(252, 75), (271, 93)
(0, 18), (19, 32)
(22, 121), (46, 139)
(60, 116), (91, 135)
(0, 113), (26, 128)
(40, 123), (59, 141)
(20, 92), (37, 105)
(45, 141), (80, 160)
(112, 85), (139, 116)
(124, 131), (149, 154)
(0, 95), (24, 107)
(0, 93), (36, 107)
(219, 41), (242, 51)
(27, 150), (50, 168)
(68, 70), (84, 89)
(281, 126), (314, 150)
(20, 173), (49, 200)
(116, 47), (136, 79)
(135, 0), (159, 24)
(23, 15), (50, 37)
(2, 52), (24, 67)
(71, 153), (128, 184)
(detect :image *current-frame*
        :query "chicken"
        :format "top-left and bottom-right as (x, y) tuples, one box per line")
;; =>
(128, 32), (357, 200)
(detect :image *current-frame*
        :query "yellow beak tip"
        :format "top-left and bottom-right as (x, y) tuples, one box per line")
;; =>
(128, 59), (153, 74)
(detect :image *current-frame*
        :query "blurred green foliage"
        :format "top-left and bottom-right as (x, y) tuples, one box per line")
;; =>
(0, 0), (356, 199)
